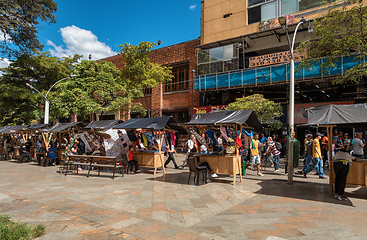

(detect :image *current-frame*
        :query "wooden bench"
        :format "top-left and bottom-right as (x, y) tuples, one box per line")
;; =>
(63, 155), (122, 179)
(89, 155), (123, 179)
(64, 155), (92, 176)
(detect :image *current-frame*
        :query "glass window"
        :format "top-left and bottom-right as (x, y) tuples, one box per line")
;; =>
(198, 50), (210, 64)
(210, 61), (223, 74)
(261, 1), (277, 21)
(248, 0), (265, 6)
(198, 63), (210, 75)
(223, 45), (234, 60)
(299, 0), (334, 11)
(281, 0), (298, 15)
(248, 6), (261, 24)
(210, 47), (223, 61)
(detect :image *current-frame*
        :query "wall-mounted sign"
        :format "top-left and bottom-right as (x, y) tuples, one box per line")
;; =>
(193, 105), (227, 114)
(259, 14), (294, 31)
(249, 49), (306, 68)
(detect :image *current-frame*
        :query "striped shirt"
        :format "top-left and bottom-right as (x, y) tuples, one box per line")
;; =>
(267, 141), (280, 156)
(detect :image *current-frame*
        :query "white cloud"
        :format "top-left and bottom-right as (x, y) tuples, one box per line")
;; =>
(0, 58), (10, 76)
(47, 25), (117, 60)
(189, 4), (196, 10)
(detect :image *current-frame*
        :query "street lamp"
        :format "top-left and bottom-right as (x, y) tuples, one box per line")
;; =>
(279, 16), (307, 184)
(26, 74), (77, 125)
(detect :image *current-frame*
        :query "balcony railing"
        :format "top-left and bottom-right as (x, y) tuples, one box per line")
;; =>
(195, 55), (362, 91)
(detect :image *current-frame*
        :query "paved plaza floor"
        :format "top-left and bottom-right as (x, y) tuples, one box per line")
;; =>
(1, 154), (367, 240)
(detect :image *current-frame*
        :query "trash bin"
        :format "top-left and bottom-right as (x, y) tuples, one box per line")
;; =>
(286, 138), (300, 168)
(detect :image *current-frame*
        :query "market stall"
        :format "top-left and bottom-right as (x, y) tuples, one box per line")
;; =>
(305, 103), (367, 194)
(113, 116), (180, 175)
(184, 110), (262, 185)
(38, 122), (83, 158)
(0, 125), (29, 157)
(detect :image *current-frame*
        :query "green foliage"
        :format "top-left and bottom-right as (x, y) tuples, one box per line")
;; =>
(49, 60), (146, 120)
(0, 0), (57, 58)
(0, 214), (45, 239)
(120, 42), (173, 89)
(0, 52), (79, 125)
(298, 0), (367, 84)
(120, 42), (173, 117)
(226, 94), (283, 130)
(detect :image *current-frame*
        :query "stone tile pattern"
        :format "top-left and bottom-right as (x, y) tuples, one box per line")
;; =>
(0, 156), (367, 240)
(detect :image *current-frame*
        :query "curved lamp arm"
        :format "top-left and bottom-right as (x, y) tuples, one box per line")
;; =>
(45, 74), (77, 98)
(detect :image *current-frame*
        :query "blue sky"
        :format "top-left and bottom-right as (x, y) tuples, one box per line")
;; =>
(36, 0), (201, 60)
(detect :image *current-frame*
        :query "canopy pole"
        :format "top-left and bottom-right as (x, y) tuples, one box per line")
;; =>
(238, 125), (243, 183)
(327, 125), (334, 196)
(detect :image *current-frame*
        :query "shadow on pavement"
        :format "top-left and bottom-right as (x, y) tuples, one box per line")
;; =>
(249, 177), (355, 206)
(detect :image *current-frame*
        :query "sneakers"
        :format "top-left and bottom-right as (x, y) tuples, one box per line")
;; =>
(274, 169), (279, 173)
(303, 172), (307, 178)
(211, 173), (218, 178)
(136, 170), (141, 173)
(335, 194), (342, 201)
(78, 168), (82, 172)
(206, 179), (211, 183)
(341, 196), (348, 200)
(319, 176), (326, 179)
(314, 172), (320, 175)
(257, 172), (264, 176)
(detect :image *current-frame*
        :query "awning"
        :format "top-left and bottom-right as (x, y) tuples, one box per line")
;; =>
(39, 122), (82, 133)
(27, 124), (48, 130)
(304, 103), (367, 127)
(84, 120), (121, 129)
(0, 125), (28, 134)
(184, 110), (262, 128)
(113, 116), (177, 130)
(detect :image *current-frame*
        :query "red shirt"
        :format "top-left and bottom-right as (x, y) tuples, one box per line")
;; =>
(128, 151), (134, 161)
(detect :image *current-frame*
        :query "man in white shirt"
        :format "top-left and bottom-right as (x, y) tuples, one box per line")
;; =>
(180, 135), (197, 169)
(352, 132), (364, 159)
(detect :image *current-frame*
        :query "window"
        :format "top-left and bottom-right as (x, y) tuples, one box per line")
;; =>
(248, 0), (335, 24)
(248, 0), (276, 25)
(197, 44), (238, 75)
(164, 67), (189, 92)
(281, 0), (298, 15)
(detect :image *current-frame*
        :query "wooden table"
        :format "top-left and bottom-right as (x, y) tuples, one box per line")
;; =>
(345, 160), (367, 187)
(133, 152), (165, 175)
(197, 155), (242, 185)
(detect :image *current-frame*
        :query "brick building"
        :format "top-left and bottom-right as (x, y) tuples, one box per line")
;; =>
(102, 38), (200, 123)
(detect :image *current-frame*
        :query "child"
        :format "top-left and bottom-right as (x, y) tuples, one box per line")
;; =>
(164, 145), (179, 169)
(127, 146), (140, 174)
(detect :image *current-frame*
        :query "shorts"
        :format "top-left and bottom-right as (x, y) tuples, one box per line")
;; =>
(250, 155), (261, 165)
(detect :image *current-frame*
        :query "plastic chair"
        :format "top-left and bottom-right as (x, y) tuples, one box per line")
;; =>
(187, 156), (208, 185)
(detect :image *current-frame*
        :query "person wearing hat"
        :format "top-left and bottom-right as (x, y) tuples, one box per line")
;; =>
(301, 134), (313, 173)
(333, 148), (361, 200)
(304, 133), (326, 179)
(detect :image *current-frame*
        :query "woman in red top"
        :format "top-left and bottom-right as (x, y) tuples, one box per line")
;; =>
(126, 146), (140, 174)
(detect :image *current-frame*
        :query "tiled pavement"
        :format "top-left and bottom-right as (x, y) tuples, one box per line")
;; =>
(1, 155), (367, 239)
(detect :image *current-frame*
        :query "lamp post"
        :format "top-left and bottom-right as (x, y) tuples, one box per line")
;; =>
(26, 74), (77, 124)
(279, 16), (307, 184)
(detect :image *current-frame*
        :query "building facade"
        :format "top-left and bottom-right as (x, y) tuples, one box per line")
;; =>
(196, 0), (367, 132)
(102, 39), (200, 123)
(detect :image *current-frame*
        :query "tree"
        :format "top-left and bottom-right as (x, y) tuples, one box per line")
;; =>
(298, 0), (367, 84)
(0, 52), (79, 125)
(0, 0), (57, 58)
(226, 94), (283, 130)
(119, 42), (173, 117)
(49, 60), (145, 121)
